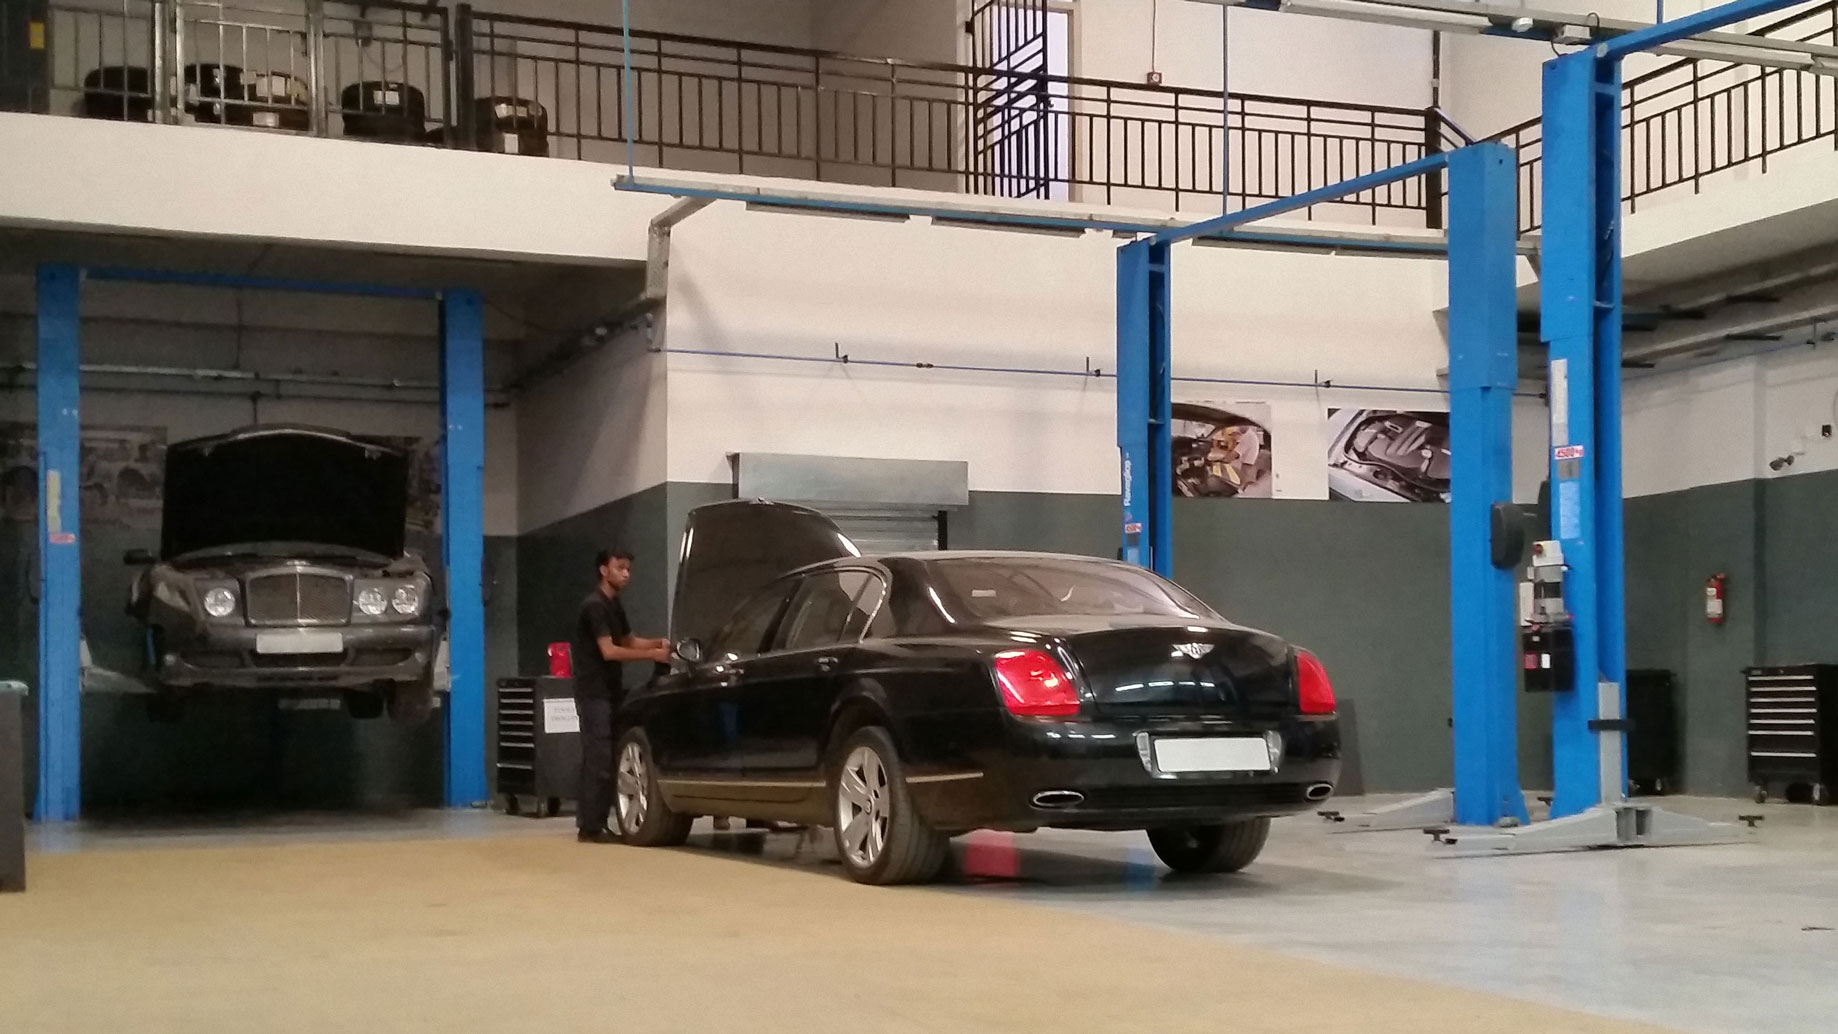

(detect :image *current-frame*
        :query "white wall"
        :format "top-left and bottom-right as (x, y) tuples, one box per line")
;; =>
(1623, 342), (1838, 498)
(515, 319), (668, 533)
(1078, 1), (1431, 106)
(661, 200), (1463, 499)
(0, 113), (670, 265)
(813, 0), (958, 60)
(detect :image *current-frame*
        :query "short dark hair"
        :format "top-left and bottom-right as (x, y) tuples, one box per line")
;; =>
(595, 548), (634, 571)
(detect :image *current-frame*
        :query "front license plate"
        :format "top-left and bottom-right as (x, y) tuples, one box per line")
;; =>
(1152, 737), (1272, 774)
(255, 630), (344, 656)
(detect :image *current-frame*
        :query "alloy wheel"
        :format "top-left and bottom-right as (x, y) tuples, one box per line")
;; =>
(617, 741), (649, 832)
(836, 745), (891, 869)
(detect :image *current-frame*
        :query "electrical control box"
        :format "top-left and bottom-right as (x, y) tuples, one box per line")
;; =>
(1521, 625), (1575, 693)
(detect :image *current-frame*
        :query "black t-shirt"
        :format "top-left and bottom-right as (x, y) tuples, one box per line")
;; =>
(572, 589), (632, 700)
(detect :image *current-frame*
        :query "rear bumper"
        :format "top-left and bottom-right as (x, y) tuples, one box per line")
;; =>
(904, 713), (1340, 832)
(155, 623), (437, 690)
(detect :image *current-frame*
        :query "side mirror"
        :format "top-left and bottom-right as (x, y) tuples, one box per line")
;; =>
(675, 638), (704, 664)
(123, 548), (156, 566)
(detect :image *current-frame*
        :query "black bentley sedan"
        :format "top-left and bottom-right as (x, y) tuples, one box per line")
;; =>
(125, 426), (441, 724)
(613, 501), (1340, 885)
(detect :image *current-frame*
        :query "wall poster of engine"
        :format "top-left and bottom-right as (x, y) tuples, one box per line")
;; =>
(0, 423), (166, 527)
(1326, 408), (1451, 502)
(1171, 402), (1274, 499)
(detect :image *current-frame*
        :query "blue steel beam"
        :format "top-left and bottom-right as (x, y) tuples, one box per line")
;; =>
(1597, 0), (1813, 58)
(35, 265), (82, 823)
(1445, 145), (1529, 828)
(1146, 152), (1451, 247)
(440, 289), (489, 808)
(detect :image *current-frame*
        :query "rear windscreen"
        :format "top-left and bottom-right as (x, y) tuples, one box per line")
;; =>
(927, 558), (1216, 622)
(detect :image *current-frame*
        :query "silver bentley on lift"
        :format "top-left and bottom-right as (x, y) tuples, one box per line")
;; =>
(125, 426), (442, 723)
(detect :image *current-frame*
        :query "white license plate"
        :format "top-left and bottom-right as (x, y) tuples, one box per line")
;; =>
(255, 630), (344, 656)
(1152, 737), (1271, 774)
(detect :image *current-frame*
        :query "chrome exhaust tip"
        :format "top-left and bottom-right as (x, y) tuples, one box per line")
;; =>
(1305, 782), (1334, 802)
(1031, 789), (1085, 808)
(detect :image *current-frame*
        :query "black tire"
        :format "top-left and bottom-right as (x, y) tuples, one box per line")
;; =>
(614, 729), (693, 847)
(387, 675), (437, 726)
(543, 797), (563, 818)
(344, 689), (385, 721)
(1148, 818), (1272, 874)
(828, 726), (949, 886)
(502, 793), (522, 816)
(1754, 786), (1769, 804)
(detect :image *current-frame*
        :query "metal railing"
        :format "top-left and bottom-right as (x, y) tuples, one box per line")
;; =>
(1489, 1), (1838, 232)
(6, 0), (1446, 225)
(455, 6), (1440, 221)
(20, 0), (451, 141)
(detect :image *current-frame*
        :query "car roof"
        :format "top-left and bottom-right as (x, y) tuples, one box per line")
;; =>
(804, 549), (1127, 568)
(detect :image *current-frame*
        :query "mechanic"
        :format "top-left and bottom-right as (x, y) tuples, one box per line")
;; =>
(573, 548), (671, 844)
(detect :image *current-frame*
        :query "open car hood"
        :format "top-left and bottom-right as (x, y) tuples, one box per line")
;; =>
(671, 500), (860, 646)
(161, 426), (410, 560)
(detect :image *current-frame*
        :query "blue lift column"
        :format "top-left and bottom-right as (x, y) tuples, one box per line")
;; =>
(1445, 145), (1529, 828)
(1537, 0), (1807, 819)
(440, 288), (488, 808)
(1116, 240), (1173, 576)
(35, 264), (82, 823)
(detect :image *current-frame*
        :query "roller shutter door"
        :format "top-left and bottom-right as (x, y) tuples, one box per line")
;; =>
(828, 510), (941, 554)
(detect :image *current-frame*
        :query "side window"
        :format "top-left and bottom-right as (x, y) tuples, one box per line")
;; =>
(777, 570), (877, 653)
(843, 576), (888, 643)
(709, 584), (792, 662)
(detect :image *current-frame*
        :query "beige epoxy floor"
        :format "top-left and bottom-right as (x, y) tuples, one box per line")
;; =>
(0, 822), (1681, 1034)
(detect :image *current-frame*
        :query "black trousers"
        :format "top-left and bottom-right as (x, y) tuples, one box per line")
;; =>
(576, 695), (617, 833)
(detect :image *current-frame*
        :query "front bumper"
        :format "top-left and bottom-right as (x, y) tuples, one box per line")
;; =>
(156, 622), (438, 690)
(905, 713), (1341, 832)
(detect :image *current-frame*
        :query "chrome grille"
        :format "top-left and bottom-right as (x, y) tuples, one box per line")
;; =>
(244, 572), (351, 626)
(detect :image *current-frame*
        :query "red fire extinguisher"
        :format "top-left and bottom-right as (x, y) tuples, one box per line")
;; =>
(547, 642), (572, 677)
(1705, 574), (1728, 625)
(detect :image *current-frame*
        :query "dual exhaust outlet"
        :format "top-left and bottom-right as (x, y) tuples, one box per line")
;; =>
(1029, 782), (1336, 809)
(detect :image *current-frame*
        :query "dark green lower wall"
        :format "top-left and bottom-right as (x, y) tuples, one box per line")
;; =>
(1625, 470), (1838, 797)
(512, 470), (1838, 801)
(514, 484), (675, 692)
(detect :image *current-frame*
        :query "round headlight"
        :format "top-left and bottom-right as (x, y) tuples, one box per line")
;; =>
(391, 585), (421, 616)
(202, 587), (237, 618)
(356, 586), (388, 617)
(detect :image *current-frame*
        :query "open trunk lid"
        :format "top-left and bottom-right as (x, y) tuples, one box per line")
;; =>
(671, 500), (860, 645)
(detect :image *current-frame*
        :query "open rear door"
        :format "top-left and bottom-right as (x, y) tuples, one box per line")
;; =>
(670, 500), (861, 645)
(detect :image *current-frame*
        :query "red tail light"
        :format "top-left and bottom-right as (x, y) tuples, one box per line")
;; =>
(992, 649), (1082, 717)
(1297, 649), (1336, 714)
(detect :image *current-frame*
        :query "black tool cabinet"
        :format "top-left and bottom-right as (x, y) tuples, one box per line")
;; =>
(1745, 665), (1838, 805)
(494, 677), (579, 818)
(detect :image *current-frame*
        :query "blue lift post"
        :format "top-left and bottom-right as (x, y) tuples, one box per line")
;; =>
(441, 288), (490, 808)
(35, 265), (82, 823)
(1538, 0), (1809, 820)
(1116, 148), (1528, 827)
(1445, 145), (1530, 828)
(29, 268), (491, 818)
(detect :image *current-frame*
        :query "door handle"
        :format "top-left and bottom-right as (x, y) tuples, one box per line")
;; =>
(816, 656), (839, 673)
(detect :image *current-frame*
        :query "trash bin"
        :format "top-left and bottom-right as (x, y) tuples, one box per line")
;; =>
(1627, 668), (1680, 796)
(1, 680), (24, 892)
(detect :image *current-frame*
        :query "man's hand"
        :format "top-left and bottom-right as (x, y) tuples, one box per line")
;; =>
(649, 646), (673, 664)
